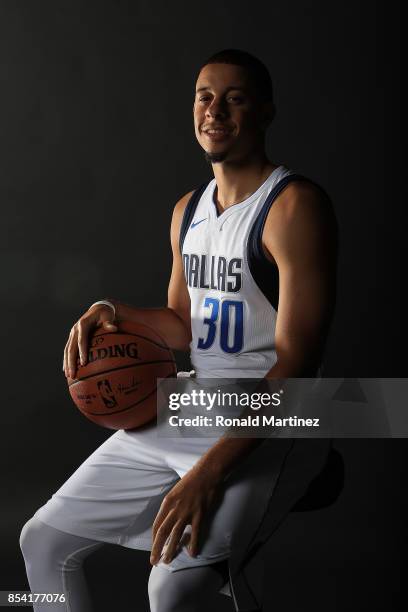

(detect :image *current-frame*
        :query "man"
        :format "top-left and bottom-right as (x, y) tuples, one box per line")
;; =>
(20, 49), (337, 611)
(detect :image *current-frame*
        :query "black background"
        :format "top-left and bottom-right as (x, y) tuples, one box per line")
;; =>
(0, 1), (405, 610)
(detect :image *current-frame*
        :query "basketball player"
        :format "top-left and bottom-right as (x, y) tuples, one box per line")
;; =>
(20, 49), (337, 611)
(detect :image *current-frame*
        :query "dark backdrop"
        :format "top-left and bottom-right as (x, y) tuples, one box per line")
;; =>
(0, 1), (405, 611)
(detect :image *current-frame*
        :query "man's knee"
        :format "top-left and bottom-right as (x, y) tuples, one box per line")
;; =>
(148, 564), (225, 612)
(20, 515), (44, 558)
(148, 567), (184, 612)
(19, 515), (67, 566)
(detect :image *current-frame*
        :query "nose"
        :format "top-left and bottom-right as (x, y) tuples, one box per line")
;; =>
(205, 97), (228, 120)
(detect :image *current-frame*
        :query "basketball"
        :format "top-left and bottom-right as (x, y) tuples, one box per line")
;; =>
(67, 320), (176, 430)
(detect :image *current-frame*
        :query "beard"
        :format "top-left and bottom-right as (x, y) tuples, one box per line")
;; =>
(204, 150), (228, 164)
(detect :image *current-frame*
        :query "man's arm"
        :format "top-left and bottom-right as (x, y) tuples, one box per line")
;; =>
(263, 180), (337, 376)
(166, 191), (194, 348)
(150, 181), (338, 563)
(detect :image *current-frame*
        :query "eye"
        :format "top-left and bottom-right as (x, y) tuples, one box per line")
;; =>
(228, 96), (244, 104)
(198, 95), (211, 102)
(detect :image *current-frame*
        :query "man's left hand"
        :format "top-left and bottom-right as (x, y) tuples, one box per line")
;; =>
(150, 467), (220, 565)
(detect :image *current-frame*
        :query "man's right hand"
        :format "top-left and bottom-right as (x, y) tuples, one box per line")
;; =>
(63, 304), (118, 379)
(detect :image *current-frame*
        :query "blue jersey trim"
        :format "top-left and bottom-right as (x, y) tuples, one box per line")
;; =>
(179, 181), (212, 254)
(247, 174), (307, 311)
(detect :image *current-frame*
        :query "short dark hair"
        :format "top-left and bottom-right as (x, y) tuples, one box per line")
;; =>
(198, 48), (274, 103)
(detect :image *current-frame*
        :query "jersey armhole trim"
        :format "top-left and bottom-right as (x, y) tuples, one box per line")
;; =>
(179, 181), (212, 254)
(247, 174), (307, 311)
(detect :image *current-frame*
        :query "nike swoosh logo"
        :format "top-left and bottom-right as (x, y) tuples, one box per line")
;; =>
(190, 218), (207, 229)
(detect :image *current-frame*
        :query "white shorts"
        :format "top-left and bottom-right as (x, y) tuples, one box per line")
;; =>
(34, 417), (293, 573)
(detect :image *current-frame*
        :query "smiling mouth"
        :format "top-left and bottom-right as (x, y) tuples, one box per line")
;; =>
(202, 127), (233, 143)
(204, 128), (230, 135)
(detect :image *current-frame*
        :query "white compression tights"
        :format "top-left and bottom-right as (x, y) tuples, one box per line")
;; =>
(20, 516), (228, 612)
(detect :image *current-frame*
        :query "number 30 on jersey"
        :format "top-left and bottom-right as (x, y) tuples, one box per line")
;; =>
(197, 297), (243, 354)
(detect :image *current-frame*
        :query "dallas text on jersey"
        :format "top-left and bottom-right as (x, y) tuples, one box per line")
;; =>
(183, 254), (243, 292)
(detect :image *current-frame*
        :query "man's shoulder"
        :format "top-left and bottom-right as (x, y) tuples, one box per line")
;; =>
(278, 176), (330, 208)
(172, 179), (212, 222)
(262, 176), (337, 259)
(267, 176), (335, 228)
(173, 189), (196, 218)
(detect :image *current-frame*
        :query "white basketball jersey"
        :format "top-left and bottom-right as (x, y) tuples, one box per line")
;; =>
(180, 165), (303, 378)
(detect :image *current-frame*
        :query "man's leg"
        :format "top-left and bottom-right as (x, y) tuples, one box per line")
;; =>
(20, 516), (229, 612)
(20, 515), (104, 612)
(148, 562), (229, 612)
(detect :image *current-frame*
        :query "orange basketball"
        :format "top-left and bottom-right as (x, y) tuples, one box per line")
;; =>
(67, 320), (176, 430)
